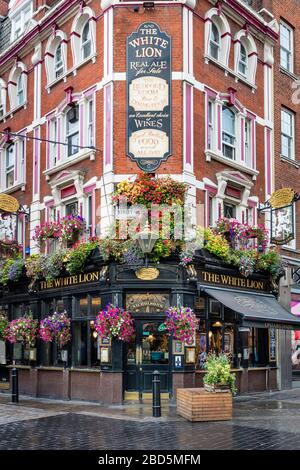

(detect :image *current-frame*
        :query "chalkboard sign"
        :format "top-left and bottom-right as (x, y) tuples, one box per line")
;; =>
(269, 328), (276, 362)
(126, 22), (172, 172)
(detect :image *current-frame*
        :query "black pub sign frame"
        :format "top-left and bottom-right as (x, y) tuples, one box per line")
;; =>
(126, 22), (172, 172)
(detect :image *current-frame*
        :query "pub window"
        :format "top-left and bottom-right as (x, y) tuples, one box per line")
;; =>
(248, 328), (269, 367)
(73, 295), (101, 367)
(65, 201), (78, 217)
(223, 203), (236, 219)
(66, 105), (79, 157)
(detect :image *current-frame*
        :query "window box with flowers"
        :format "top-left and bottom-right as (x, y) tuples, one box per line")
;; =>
(0, 239), (22, 258)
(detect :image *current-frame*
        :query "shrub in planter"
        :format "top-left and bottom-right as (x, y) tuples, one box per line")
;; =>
(65, 240), (98, 274)
(203, 353), (237, 394)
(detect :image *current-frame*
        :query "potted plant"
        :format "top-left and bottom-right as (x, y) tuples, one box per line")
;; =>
(95, 304), (135, 342)
(203, 353), (237, 394)
(165, 306), (199, 343)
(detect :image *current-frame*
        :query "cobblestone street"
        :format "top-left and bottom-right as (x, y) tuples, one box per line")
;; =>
(1, 389), (300, 450)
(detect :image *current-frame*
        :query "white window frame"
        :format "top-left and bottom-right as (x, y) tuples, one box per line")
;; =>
(244, 119), (252, 167)
(209, 23), (220, 61)
(66, 106), (80, 158)
(5, 144), (15, 189)
(280, 21), (294, 73)
(16, 74), (24, 106)
(87, 98), (94, 148)
(71, 7), (96, 68)
(281, 108), (295, 160)
(54, 43), (64, 79)
(10, 1), (33, 41)
(208, 100), (214, 150)
(49, 119), (58, 167)
(81, 21), (92, 61)
(222, 106), (236, 161)
(238, 43), (248, 78)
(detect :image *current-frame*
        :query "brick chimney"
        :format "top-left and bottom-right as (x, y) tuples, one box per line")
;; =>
(0, 0), (9, 17)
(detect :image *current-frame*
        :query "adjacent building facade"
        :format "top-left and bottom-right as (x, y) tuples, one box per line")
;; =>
(0, 0), (299, 402)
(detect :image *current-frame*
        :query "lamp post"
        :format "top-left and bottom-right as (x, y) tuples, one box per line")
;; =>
(137, 221), (157, 267)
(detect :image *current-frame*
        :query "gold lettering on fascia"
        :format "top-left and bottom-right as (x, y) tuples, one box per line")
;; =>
(202, 271), (264, 291)
(39, 272), (100, 290)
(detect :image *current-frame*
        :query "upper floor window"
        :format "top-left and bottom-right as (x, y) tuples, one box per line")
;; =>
(87, 99), (94, 148)
(66, 106), (79, 157)
(238, 43), (248, 77)
(281, 108), (295, 160)
(54, 44), (64, 79)
(205, 9), (231, 67)
(209, 23), (220, 61)
(0, 79), (6, 119)
(8, 63), (27, 111)
(82, 22), (92, 61)
(222, 106), (236, 160)
(45, 32), (67, 86)
(234, 32), (257, 84)
(71, 7), (96, 67)
(16, 74), (24, 106)
(11, 1), (32, 41)
(280, 21), (294, 73)
(244, 119), (251, 167)
(1, 139), (25, 191)
(5, 144), (15, 189)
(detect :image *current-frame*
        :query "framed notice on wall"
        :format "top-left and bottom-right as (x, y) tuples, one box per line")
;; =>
(269, 328), (276, 362)
(126, 22), (172, 172)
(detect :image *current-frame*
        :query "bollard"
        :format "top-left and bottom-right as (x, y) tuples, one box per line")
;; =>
(11, 367), (19, 403)
(152, 370), (161, 417)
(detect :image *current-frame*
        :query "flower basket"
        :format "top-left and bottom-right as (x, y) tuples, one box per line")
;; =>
(95, 304), (135, 343)
(5, 314), (38, 348)
(60, 215), (86, 243)
(165, 306), (199, 343)
(39, 312), (71, 348)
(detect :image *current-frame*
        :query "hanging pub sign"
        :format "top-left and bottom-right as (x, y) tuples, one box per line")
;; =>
(269, 188), (297, 245)
(126, 22), (172, 172)
(0, 194), (19, 213)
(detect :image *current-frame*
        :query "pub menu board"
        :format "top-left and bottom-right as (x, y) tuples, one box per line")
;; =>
(269, 328), (276, 362)
(126, 22), (172, 172)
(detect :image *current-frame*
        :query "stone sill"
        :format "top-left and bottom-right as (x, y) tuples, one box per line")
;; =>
(279, 66), (299, 81)
(204, 54), (257, 92)
(43, 150), (96, 178)
(46, 54), (97, 92)
(0, 183), (26, 194)
(70, 368), (101, 373)
(205, 149), (259, 179)
(280, 155), (300, 168)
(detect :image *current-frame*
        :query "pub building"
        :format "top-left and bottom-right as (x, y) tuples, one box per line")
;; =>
(0, 0), (299, 402)
(1, 245), (300, 404)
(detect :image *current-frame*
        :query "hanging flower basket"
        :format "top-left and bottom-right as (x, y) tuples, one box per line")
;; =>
(39, 312), (71, 348)
(95, 304), (135, 342)
(60, 215), (86, 242)
(0, 239), (22, 258)
(5, 313), (38, 348)
(165, 306), (199, 343)
(32, 221), (62, 244)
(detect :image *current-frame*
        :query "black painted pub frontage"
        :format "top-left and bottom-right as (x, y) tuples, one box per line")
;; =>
(1, 250), (300, 403)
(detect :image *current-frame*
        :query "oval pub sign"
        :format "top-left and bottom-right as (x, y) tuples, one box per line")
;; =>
(126, 23), (172, 172)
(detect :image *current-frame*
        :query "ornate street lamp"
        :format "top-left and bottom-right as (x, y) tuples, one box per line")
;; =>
(137, 221), (157, 267)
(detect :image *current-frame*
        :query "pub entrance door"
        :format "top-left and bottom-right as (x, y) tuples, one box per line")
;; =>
(125, 318), (172, 401)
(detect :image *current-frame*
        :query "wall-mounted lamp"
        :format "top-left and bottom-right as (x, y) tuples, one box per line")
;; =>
(133, 5), (140, 12)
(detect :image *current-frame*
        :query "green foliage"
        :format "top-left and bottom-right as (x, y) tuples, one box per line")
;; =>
(203, 353), (237, 394)
(0, 315), (8, 341)
(65, 241), (98, 275)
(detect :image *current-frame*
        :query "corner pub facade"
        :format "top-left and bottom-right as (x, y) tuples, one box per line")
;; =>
(0, 0), (299, 404)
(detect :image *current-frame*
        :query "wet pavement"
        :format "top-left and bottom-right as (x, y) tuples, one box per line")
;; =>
(1, 389), (300, 449)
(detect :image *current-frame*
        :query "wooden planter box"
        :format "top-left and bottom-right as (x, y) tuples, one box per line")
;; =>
(177, 388), (232, 422)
